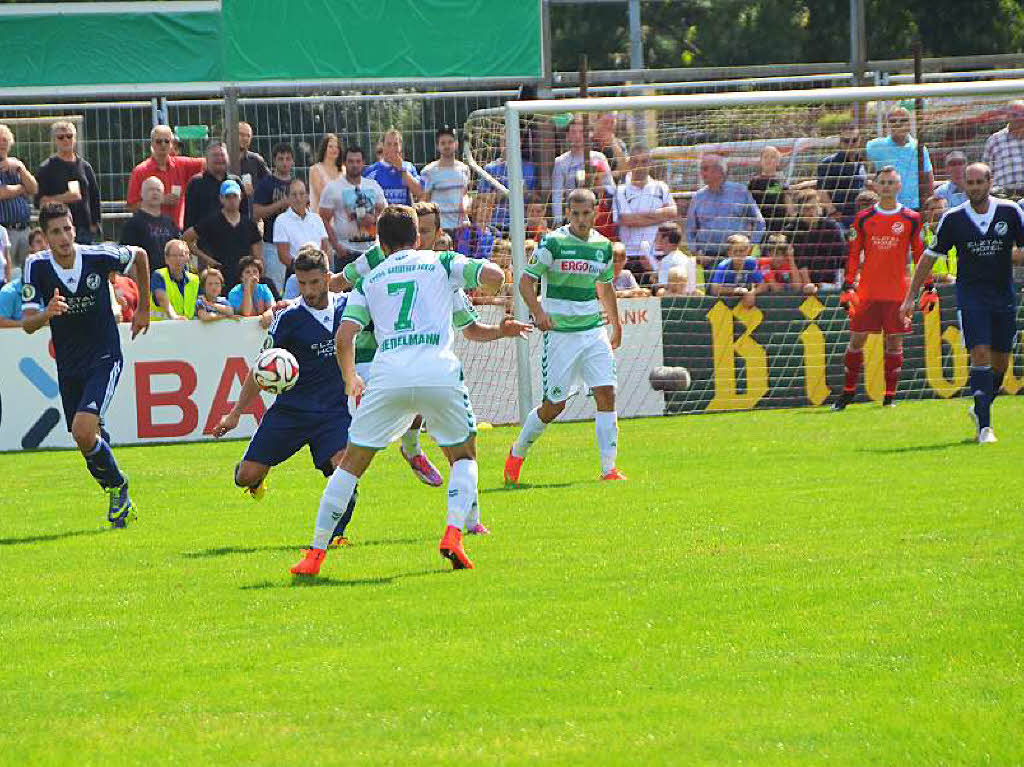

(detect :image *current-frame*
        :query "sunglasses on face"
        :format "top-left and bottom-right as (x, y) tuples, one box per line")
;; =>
(56, 134), (74, 140)
(153, 138), (172, 145)
(889, 118), (909, 125)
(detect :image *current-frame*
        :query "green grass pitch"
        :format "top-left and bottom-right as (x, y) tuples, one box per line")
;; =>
(2, 398), (1022, 765)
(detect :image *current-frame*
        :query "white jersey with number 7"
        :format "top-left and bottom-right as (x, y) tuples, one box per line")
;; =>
(341, 248), (484, 390)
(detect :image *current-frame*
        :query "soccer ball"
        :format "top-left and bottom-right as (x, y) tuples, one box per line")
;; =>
(254, 348), (299, 394)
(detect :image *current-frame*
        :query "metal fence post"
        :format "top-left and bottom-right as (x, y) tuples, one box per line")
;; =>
(224, 87), (240, 173)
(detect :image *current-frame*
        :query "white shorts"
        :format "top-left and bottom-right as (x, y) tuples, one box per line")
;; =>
(542, 327), (616, 403)
(348, 384), (476, 450)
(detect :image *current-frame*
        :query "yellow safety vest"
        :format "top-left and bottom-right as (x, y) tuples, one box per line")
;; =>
(152, 267), (200, 321)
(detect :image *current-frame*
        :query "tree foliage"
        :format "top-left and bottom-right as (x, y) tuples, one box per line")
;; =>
(550, 0), (1024, 72)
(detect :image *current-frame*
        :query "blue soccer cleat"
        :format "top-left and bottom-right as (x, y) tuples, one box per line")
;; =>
(106, 482), (137, 528)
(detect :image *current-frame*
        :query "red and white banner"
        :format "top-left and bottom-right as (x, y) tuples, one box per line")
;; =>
(0, 319), (271, 451)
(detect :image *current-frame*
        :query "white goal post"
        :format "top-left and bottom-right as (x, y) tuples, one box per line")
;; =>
(462, 78), (1024, 424)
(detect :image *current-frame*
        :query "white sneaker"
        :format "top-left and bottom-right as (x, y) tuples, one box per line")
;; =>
(978, 426), (998, 444)
(968, 405), (979, 437)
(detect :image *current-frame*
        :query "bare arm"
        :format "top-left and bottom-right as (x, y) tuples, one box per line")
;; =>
(335, 320), (363, 397)
(518, 273), (550, 330)
(476, 261), (506, 294)
(211, 369), (262, 437)
(596, 281), (622, 350)
(182, 227), (219, 268)
(461, 317), (533, 343)
(22, 289), (68, 334)
(128, 247), (151, 338)
(320, 206), (340, 254)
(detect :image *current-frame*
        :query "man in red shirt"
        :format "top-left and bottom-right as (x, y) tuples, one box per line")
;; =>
(126, 125), (205, 229)
(834, 166), (926, 410)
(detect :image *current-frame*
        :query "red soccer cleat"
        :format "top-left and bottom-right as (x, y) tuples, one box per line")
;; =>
(290, 548), (327, 576)
(401, 447), (444, 487)
(503, 449), (524, 486)
(600, 468), (628, 481)
(439, 525), (474, 570)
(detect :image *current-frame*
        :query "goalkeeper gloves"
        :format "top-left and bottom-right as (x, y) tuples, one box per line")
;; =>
(839, 284), (857, 314)
(918, 286), (938, 314)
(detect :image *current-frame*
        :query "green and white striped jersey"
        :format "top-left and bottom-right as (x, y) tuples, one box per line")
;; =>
(524, 225), (613, 332)
(343, 244), (477, 363)
(342, 248), (483, 389)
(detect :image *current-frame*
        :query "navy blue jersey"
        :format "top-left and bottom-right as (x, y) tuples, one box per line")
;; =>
(264, 292), (349, 415)
(22, 244), (134, 374)
(931, 198), (1024, 307)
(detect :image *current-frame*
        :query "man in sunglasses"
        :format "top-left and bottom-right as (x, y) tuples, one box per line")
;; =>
(816, 122), (868, 225)
(35, 121), (102, 245)
(126, 124), (205, 229)
(865, 107), (934, 211)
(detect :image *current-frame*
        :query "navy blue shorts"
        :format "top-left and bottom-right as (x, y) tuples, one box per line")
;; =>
(58, 357), (123, 431)
(958, 303), (1018, 353)
(243, 405), (350, 475)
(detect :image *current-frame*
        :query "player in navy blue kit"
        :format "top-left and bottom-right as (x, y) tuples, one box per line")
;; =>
(903, 162), (1024, 444)
(212, 246), (357, 545)
(21, 202), (151, 526)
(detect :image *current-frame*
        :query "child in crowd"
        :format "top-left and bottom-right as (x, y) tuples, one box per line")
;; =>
(656, 267), (690, 297)
(708, 233), (765, 306)
(433, 232), (454, 252)
(196, 267), (238, 322)
(612, 241), (649, 297)
(526, 201), (549, 242)
(228, 257), (275, 317)
(758, 233), (814, 293)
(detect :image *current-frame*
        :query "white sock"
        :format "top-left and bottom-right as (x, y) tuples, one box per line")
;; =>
(595, 411), (618, 474)
(511, 408), (547, 458)
(312, 468), (358, 549)
(465, 491), (480, 529)
(446, 459), (478, 529)
(400, 427), (422, 457)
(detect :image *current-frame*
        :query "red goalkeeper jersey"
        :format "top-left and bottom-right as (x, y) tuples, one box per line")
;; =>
(846, 204), (924, 301)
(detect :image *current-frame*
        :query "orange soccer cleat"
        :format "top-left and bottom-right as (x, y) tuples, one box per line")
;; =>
(503, 449), (524, 486)
(600, 468), (628, 481)
(290, 548), (327, 576)
(439, 525), (474, 570)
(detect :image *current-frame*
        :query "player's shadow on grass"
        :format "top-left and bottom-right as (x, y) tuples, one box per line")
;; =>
(857, 438), (976, 455)
(239, 568), (441, 590)
(0, 528), (110, 546)
(481, 481), (579, 493)
(181, 537), (431, 559)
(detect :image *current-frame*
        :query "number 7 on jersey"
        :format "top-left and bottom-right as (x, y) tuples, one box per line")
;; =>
(388, 280), (418, 331)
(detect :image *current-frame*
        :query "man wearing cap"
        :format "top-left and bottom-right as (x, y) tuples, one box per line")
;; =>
(934, 151), (968, 209)
(182, 179), (261, 291)
(982, 101), (1024, 197)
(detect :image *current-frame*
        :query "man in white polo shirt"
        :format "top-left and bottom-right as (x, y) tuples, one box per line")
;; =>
(274, 178), (328, 280)
(613, 143), (677, 281)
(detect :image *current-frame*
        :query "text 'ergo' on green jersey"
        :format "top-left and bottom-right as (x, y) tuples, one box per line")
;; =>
(342, 248), (483, 389)
(523, 225), (613, 332)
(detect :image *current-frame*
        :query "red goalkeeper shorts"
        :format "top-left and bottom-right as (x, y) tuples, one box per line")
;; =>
(850, 299), (909, 334)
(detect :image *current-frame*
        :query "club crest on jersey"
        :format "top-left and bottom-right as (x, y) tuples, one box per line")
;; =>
(86, 272), (102, 290)
(22, 283), (36, 302)
(995, 221), (1008, 235)
(891, 221), (905, 235)
(119, 248), (132, 265)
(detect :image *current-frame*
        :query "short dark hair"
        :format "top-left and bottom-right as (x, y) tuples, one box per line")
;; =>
(436, 125), (457, 142)
(238, 255), (264, 277)
(316, 133), (343, 170)
(377, 205), (418, 252)
(199, 267), (224, 290)
(414, 201), (442, 232)
(38, 202), (72, 232)
(272, 142), (294, 160)
(657, 222), (682, 245)
(293, 246), (329, 273)
(344, 145), (364, 162)
(567, 188), (597, 208)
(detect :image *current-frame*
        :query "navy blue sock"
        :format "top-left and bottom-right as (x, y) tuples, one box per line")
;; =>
(970, 365), (993, 430)
(331, 484), (358, 539)
(84, 437), (126, 490)
(992, 368), (1005, 402)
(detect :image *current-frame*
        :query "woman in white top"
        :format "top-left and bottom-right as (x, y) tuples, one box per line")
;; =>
(308, 133), (343, 212)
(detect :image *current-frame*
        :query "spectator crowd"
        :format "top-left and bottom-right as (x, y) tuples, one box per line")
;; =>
(4, 99), (1024, 329)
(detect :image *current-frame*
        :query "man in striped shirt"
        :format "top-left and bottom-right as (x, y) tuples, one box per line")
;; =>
(982, 100), (1024, 196)
(504, 188), (626, 484)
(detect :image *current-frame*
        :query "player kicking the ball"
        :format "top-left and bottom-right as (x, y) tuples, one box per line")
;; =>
(291, 205), (513, 576)
(833, 166), (926, 410)
(21, 202), (151, 527)
(504, 187), (625, 485)
(213, 246), (358, 546)
(902, 162), (1024, 444)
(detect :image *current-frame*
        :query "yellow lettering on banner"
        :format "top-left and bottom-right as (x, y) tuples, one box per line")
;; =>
(706, 301), (769, 411)
(1001, 333), (1024, 395)
(797, 297), (830, 405)
(862, 334), (884, 402)
(923, 301), (968, 398)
